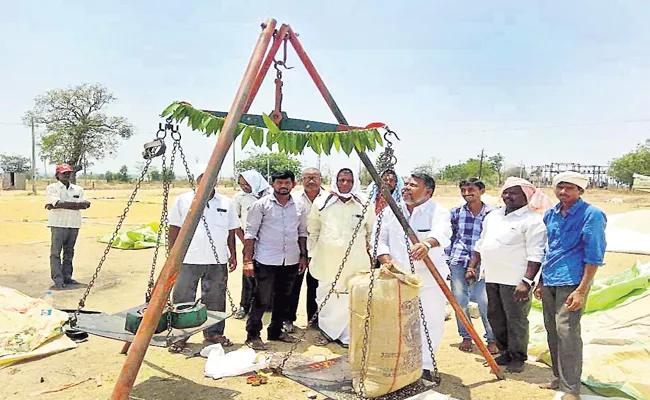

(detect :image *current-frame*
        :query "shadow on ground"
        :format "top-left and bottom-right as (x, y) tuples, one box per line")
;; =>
(129, 360), (241, 400)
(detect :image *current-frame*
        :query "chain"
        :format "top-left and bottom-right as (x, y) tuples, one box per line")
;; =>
(401, 199), (440, 385)
(70, 156), (153, 326)
(357, 185), (382, 399)
(274, 192), (374, 374)
(147, 148), (170, 302)
(176, 139), (238, 315)
(163, 141), (180, 340)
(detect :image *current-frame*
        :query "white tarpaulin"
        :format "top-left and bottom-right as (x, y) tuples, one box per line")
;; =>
(606, 210), (650, 255)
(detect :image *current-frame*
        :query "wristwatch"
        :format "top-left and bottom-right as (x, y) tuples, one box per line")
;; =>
(521, 277), (534, 286)
(423, 241), (433, 249)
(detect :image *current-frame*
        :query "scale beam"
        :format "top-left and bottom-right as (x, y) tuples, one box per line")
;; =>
(203, 109), (363, 132)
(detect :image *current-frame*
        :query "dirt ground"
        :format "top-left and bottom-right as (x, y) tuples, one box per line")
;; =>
(1, 184), (648, 400)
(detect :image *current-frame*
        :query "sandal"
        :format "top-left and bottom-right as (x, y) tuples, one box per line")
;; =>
(459, 338), (473, 353)
(313, 334), (331, 347)
(204, 334), (233, 347)
(268, 332), (299, 344)
(245, 337), (268, 351)
(168, 340), (187, 353)
(487, 342), (499, 355)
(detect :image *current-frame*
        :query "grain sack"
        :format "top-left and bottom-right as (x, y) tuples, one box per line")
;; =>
(348, 263), (423, 398)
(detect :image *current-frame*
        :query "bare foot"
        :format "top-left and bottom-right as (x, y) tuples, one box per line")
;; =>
(459, 338), (473, 352)
(486, 342), (499, 355)
(539, 379), (560, 390)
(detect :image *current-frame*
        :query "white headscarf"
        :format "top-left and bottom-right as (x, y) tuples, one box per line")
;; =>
(240, 170), (270, 196)
(330, 165), (361, 199)
(553, 171), (589, 190)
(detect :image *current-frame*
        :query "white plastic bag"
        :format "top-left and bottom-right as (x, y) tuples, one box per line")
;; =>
(203, 344), (269, 380)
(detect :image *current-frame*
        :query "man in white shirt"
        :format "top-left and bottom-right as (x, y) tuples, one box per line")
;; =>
(309, 166), (374, 347)
(285, 167), (324, 333)
(45, 164), (90, 290)
(469, 177), (547, 373)
(168, 165), (240, 351)
(377, 173), (451, 382)
(231, 170), (270, 319)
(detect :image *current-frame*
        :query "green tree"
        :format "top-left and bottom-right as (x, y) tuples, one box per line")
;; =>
(0, 154), (31, 173)
(118, 165), (129, 183)
(149, 167), (161, 181)
(24, 83), (134, 177)
(439, 158), (498, 184)
(488, 153), (505, 185)
(162, 169), (176, 182)
(235, 151), (302, 181)
(105, 171), (115, 182)
(609, 140), (650, 188)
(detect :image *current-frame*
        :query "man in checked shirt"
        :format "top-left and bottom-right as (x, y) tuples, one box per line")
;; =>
(446, 178), (498, 355)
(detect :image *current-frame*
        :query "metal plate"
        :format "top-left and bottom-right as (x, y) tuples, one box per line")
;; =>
(67, 304), (229, 347)
(283, 354), (434, 400)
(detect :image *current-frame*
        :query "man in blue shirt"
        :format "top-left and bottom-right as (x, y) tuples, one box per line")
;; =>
(446, 178), (498, 355)
(535, 171), (607, 399)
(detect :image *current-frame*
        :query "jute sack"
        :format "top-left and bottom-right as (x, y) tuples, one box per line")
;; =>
(348, 263), (423, 398)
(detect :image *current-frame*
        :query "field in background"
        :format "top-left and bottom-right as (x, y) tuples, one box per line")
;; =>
(0, 185), (648, 399)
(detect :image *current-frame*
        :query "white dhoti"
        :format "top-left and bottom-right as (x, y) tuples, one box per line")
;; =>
(418, 280), (446, 370)
(316, 281), (350, 344)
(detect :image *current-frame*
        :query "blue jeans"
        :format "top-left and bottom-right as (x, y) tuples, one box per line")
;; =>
(449, 264), (494, 342)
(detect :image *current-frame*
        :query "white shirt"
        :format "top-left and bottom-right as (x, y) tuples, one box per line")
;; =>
(474, 206), (547, 286)
(376, 200), (452, 287)
(307, 194), (374, 283)
(293, 188), (324, 215)
(231, 189), (269, 227)
(46, 181), (85, 228)
(168, 191), (240, 265)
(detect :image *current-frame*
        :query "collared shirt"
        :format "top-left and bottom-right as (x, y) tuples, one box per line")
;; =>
(475, 206), (547, 286)
(446, 202), (497, 268)
(376, 200), (452, 287)
(244, 193), (308, 266)
(542, 199), (607, 286)
(46, 181), (85, 228)
(231, 188), (269, 227)
(293, 188), (324, 215)
(168, 191), (240, 265)
(307, 195), (374, 282)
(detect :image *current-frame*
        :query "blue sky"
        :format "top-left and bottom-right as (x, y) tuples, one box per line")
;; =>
(1, 1), (649, 178)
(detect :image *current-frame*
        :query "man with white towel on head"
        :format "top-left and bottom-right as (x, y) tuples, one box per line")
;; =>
(308, 164), (374, 347)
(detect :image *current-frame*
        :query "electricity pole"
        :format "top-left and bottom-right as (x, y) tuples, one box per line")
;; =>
(31, 116), (37, 194)
(478, 148), (485, 179)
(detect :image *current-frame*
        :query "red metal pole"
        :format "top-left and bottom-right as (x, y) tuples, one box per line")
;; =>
(110, 18), (278, 400)
(287, 27), (505, 380)
(244, 24), (289, 112)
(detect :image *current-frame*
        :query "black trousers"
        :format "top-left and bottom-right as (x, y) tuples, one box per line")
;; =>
(239, 274), (255, 311)
(486, 283), (531, 362)
(246, 261), (299, 340)
(286, 269), (319, 323)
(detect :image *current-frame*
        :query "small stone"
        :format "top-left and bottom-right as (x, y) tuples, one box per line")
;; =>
(306, 392), (317, 399)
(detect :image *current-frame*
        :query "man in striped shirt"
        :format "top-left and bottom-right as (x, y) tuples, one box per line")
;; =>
(446, 178), (497, 354)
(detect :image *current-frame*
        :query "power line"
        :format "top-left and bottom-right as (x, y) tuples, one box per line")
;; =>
(463, 118), (650, 134)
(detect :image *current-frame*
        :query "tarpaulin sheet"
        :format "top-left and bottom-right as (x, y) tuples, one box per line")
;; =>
(529, 262), (650, 399)
(0, 286), (76, 368)
(97, 222), (163, 250)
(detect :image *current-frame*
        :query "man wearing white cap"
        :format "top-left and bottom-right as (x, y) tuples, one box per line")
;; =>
(536, 172), (606, 399)
(167, 164), (240, 351)
(468, 177), (547, 373)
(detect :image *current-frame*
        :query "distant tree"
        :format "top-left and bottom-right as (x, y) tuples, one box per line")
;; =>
(503, 165), (529, 180)
(439, 158), (498, 184)
(412, 158), (440, 178)
(118, 165), (129, 183)
(162, 169), (176, 182)
(0, 154), (31, 173)
(235, 151), (302, 181)
(105, 171), (115, 182)
(24, 83), (134, 181)
(488, 153), (505, 185)
(149, 167), (161, 182)
(359, 167), (373, 187)
(607, 140), (650, 189)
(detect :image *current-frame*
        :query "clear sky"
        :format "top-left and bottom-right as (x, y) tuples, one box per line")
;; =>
(2, 1), (649, 179)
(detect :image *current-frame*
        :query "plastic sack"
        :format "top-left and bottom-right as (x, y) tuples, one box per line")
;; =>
(348, 263), (423, 398)
(203, 344), (269, 380)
